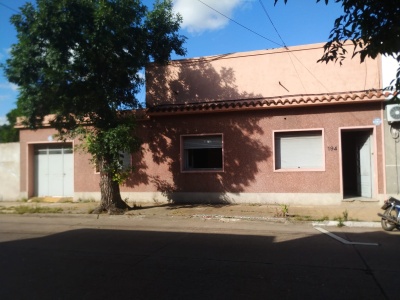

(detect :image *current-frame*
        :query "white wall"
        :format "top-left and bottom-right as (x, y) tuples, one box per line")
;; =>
(382, 54), (399, 91)
(382, 54), (400, 195)
(0, 143), (20, 201)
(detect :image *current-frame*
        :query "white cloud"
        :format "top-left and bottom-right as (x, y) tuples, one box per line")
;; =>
(173, 0), (244, 33)
(0, 116), (8, 126)
(0, 48), (11, 61)
(0, 82), (18, 91)
(10, 83), (18, 91)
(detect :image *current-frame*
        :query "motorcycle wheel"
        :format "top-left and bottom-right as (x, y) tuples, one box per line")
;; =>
(381, 207), (397, 231)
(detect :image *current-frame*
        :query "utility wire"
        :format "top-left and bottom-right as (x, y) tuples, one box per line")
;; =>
(197, 0), (283, 48)
(259, 0), (330, 93)
(0, 2), (19, 13)
(258, 0), (307, 93)
(290, 54), (331, 93)
(286, 48), (308, 93)
(258, 0), (287, 49)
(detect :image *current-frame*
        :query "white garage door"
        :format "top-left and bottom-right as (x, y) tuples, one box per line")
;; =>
(34, 144), (73, 197)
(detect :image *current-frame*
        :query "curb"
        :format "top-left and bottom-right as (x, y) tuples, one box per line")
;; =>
(192, 214), (287, 223)
(193, 214), (381, 228)
(312, 220), (381, 228)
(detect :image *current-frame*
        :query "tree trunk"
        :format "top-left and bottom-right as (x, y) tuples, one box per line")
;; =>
(92, 159), (131, 214)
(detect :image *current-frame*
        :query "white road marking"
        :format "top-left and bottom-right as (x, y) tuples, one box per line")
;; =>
(314, 227), (379, 246)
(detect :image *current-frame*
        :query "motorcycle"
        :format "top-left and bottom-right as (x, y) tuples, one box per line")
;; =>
(378, 197), (400, 231)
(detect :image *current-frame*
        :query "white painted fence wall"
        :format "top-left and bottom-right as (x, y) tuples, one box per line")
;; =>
(0, 143), (20, 201)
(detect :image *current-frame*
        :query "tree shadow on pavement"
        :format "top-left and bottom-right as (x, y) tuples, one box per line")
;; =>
(0, 225), (398, 299)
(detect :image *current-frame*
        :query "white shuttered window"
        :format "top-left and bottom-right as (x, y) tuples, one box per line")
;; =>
(275, 131), (323, 170)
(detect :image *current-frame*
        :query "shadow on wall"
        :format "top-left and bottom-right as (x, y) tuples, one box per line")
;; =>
(146, 56), (262, 105)
(125, 60), (271, 204)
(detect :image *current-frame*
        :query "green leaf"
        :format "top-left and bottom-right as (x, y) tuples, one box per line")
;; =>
(3, 0), (186, 199)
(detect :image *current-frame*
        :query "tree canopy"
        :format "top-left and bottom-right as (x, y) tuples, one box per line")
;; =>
(275, 0), (400, 96)
(5, 0), (186, 130)
(0, 108), (21, 143)
(4, 0), (186, 213)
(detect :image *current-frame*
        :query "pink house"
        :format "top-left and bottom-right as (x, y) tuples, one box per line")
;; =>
(18, 43), (395, 205)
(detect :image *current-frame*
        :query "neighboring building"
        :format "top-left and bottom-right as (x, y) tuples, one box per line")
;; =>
(17, 43), (398, 205)
(0, 142), (20, 201)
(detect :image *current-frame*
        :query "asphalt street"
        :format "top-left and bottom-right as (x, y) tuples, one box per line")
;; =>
(0, 214), (399, 300)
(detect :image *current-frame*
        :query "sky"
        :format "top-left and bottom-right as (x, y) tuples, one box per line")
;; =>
(0, 0), (344, 125)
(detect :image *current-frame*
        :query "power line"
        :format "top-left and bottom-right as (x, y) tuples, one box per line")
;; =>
(258, 0), (287, 49)
(0, 2), (19, 13)
(197, 0), (283, 48)
(291, 53), (331, 93)
(258, 0), (307, 93)
(197, 0), (330, 94)
(258, 0), (330, 93)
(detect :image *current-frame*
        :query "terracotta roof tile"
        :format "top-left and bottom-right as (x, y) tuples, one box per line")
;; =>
(147, 90), (388, 115)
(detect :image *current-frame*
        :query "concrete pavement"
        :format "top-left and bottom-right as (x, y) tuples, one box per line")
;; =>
(0, 199), (384, 225)
(0, 213), (399, 299)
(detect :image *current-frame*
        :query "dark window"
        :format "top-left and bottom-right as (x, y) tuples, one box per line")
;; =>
(182, 135), (223, 171)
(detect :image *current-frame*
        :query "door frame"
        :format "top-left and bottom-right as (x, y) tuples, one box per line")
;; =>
(26, 141), (74, 198)
(339, 126), (377, 199)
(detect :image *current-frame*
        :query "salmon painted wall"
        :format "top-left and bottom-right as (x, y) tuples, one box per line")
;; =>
(146, 43), (382, 106)
(122, 103), (384, 196)
(18, 102), (384, 200)
(20, 128), (57, 196)
(17, 42), (386, 203)
(19, 128), (100, 197)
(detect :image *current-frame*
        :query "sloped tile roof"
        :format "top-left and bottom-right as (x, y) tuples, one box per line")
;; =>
(147, 90), (389, 115)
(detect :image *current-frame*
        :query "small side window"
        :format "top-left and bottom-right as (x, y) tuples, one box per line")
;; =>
(94, 152), (131, 174)
(119, 152), (132, 170)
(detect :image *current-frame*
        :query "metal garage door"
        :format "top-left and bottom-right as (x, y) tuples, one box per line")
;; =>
(34, 144), (73, 197)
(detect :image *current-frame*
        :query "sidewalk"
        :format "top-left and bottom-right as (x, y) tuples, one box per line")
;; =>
(0, 199), (382, 225)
